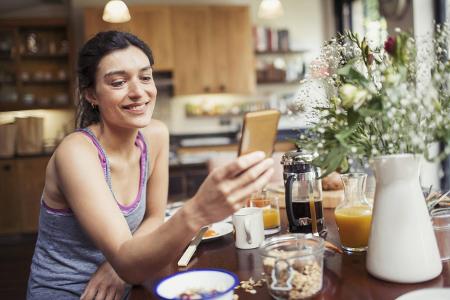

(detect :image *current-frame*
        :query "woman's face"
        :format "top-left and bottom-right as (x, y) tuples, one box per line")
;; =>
(89, 45), (157, 129)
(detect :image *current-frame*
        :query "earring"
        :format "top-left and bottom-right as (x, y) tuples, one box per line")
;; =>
(91, 103), (96, 109)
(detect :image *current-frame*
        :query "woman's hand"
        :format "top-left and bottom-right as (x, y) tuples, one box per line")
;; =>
(185, 151), (274, 228)
(81, 261), (127, 300)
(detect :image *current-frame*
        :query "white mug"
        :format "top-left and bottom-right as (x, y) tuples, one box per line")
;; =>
(232, 207), (264, 249)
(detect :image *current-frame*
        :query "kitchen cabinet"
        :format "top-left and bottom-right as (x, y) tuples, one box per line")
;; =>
(0, 160), (22, 234)
(170, 6), (213, 95)
(0, 156), (48, 234)
(171, 6), (255, 95)
(169, 163), (208, 201)
(83, 5), (254, 95)
(0, 19), (73, 112)
(17, 157), (48, 233)
(84, 6), (174, 71)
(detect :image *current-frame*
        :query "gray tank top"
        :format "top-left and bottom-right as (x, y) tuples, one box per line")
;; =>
(27, 128), (149, 299)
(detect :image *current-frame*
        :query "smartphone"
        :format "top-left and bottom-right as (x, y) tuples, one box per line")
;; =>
(238, 109), (281, 158)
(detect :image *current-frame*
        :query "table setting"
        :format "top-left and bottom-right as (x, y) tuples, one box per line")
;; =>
(132, 159), (449, 300)
(131, 24), (450, 300)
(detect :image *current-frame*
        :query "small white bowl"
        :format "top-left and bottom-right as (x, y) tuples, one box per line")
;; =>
(154, 268), (238, 300)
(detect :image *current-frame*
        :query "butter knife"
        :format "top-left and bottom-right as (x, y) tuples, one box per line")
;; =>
(177, 226), (208, 267)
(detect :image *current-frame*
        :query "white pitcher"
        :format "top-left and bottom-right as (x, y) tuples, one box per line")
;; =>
(366, 154), (442, 283)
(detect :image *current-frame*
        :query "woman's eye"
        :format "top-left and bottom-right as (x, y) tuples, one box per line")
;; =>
(111, 80), (126, 87)
(141, 75), (153, 82)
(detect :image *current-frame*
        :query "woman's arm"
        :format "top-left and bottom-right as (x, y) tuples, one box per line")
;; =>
(55, 134), (273, 284)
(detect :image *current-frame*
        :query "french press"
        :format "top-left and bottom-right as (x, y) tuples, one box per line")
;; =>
(281, 149), (325, 235)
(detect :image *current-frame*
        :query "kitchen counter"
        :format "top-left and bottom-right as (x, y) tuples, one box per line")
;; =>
(170, 128), (301, 148)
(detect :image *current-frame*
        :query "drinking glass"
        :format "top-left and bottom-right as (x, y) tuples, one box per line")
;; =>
(431, 208), (450, 261)
(247, 190), (281, 235)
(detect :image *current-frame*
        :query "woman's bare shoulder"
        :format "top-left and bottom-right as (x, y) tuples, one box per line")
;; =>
(53, 131), (99, 164)
(140, 119), (169, 146)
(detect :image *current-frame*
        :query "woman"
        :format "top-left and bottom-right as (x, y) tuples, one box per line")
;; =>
(27, 31), (274, 299)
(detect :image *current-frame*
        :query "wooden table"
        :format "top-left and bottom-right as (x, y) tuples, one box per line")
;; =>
(131, 209), (450, 300)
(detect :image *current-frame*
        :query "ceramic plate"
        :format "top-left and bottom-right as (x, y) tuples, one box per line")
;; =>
(164, 201), (184, 221)
(395, 288), (450, 300)
(266, 182), (285, 194)
(165, 203), (233, 223)
(202, 222), (233, 241)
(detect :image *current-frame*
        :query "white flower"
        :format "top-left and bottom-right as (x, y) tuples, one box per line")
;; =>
(393, 123), (400, 131)
(339, 84), (369, 109)
(387, 110), (394, 118)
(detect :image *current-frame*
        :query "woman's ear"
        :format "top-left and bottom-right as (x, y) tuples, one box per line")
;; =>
(84, 88), (97, 106)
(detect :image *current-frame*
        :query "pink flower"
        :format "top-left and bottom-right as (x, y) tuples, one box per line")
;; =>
(310, 59), (330, 79)
(367, 53), (374, 65)
(384, 37), (396, 55)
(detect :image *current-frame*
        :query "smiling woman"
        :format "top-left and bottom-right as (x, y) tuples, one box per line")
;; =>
(26, 31), (274, 299)
(86, 45), (156, 129)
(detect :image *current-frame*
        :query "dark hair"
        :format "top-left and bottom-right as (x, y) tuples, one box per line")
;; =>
(75, 31), (154, 128)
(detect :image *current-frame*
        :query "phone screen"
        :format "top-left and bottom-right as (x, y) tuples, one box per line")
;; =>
(238, 110), (281, 158)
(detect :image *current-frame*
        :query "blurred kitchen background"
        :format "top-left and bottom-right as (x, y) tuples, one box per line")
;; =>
(0, 0), (449, 235)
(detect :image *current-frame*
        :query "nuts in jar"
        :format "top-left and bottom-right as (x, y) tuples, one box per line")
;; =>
(260, 234), (325, 300)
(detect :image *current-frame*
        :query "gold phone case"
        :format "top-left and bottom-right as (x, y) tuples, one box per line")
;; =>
(238, 109), (281, 158)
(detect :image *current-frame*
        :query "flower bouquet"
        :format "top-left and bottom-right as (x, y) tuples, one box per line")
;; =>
(293, 27), (450, 283)
(295, 27), (450, 176)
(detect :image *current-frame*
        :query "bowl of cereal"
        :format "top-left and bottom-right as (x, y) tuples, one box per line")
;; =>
(259, 234), (325, 300)
(154, 268), (238, 300)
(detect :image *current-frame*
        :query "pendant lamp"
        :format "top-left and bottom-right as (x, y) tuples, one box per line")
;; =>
(102, 0), (131, 23)
(258, 0), (284, 19)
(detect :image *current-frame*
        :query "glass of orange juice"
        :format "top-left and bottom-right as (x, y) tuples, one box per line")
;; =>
(334, 173), (372, 252)
(247, 190), (281, 235)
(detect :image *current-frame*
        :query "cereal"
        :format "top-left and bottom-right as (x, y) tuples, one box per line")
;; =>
(262, 250), (323, 299)
(235, 277), (266, 295)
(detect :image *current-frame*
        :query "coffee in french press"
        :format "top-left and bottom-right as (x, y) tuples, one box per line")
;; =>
(281, 149), (326, 235)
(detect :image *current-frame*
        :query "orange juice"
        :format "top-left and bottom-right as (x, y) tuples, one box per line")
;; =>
(335, 206), (372, 249)
(250, 198), (270, 208)
(263, 208), (280, 229)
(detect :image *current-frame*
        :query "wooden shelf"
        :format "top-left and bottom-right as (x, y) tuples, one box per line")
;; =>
(0, 80), (15, 84)
(0, 18), (73, 112)
(21, 53), (68, 59)
(257, 79), (300, 84)
(0, 102), (72, 112)
(22, 79), (68, 85)
(0, 55), (13, 60)
(255, 50), (308, 55)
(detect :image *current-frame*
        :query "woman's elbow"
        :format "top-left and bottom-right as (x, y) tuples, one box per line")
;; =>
(115, 265), (146, 285)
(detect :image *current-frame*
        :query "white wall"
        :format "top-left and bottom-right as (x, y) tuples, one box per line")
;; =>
(412, 0), (441, 189)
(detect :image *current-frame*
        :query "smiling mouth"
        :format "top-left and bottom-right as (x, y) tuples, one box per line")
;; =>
(122, 102), (149, 111)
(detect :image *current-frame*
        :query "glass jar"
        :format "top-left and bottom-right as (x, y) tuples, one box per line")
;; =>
(259, 234), (324, 300)
(334, 173), (372, 252)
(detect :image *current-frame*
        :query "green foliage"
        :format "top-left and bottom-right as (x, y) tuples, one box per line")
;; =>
(297, 28), (450, 176)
